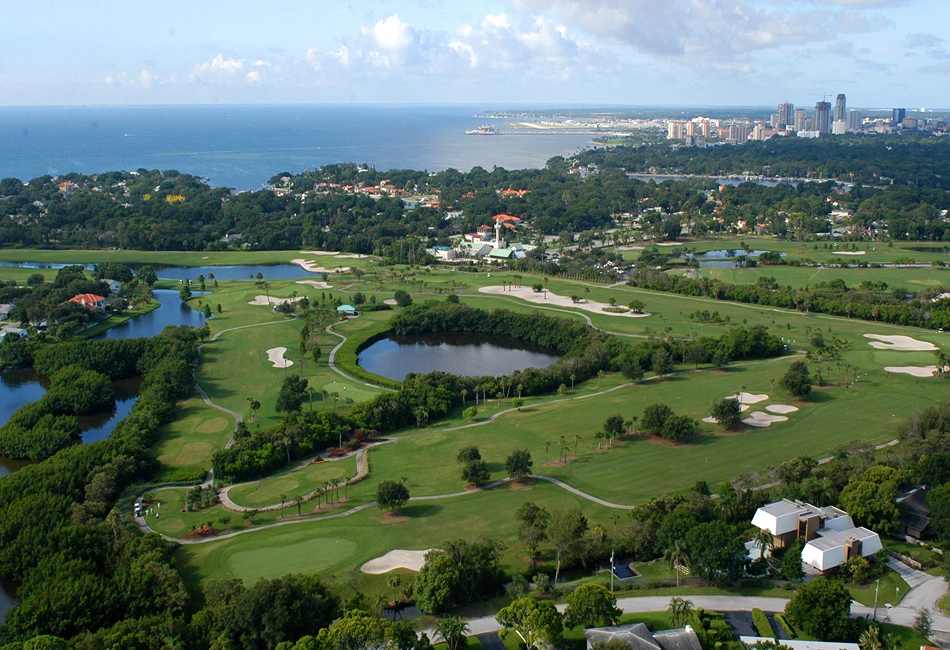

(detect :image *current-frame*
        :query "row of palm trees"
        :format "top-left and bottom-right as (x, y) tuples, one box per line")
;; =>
(276, 476), (352, 517)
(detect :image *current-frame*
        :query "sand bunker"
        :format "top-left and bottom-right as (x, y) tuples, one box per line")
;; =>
(291, 258), (351, 274)
(835, 251), (866, 256)
(383, 298), (398, 306)
(727, 392), (769, 405)
(248, 295), (305, 306)
(885, 366), (938, 378)
(478, 286), (651, 318)
(295, 280), (333, 289)
(766, 404), (799, 414)
(334, 254), (363, 259)
(743, 412), (789, 428)
(656, 242), (683, 247)
(864, 334), (937, 351)
(360, 549), (434, 574)
(299, 250), (340, 256)
(267, 347), (293, 368)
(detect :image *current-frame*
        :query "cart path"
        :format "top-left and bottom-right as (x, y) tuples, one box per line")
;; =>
(325, 319), (397, 391)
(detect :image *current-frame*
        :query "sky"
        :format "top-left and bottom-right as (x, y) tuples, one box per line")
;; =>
(2, 0), (949, 108)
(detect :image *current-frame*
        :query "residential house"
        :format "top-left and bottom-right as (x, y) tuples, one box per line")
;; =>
(740, 638), (859, 650)
(101, 279), (123, 295)
(0, 325), (28, 341)
(427, 246), (457, 261)
(896, 486), (930, 540)
(585, 623), (702, 650)
(752, 499), (883, 573)
(0, 303), (12, 320)
(66, 294), (106, 311)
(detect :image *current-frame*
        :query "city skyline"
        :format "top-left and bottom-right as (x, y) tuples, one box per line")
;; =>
(2, 0), (950, 107)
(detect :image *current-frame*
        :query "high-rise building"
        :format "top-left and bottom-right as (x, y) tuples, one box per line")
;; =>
(834, 94), (847, 123)
(892, 108), (906, 125)
(814, 101), (832, 134)
(667, 121), (685, 140)
(847, 109), (861, 131)
(794, 108), (808, 132)
(833, 120), (848, 135)
(778, 102), (794, 129)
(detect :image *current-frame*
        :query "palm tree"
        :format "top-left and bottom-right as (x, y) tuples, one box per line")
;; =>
(461, 388), (468, 407)
(559, 435), (567, 463)
(573, 433), (582, 458)
(667, 596), (695, 628)
(570, 373), (576, 392)
(294, 495), (303, 516)
(753, 528), (774, 562)
(387, 573), (402, 608)
(435, 616), (470, 650)
(584, 287), (590, 302)
(597, 369), (605, 388)
(543, 441), (551, 464)
(664, 541), (690, 588)
(279, 493), (287, 517)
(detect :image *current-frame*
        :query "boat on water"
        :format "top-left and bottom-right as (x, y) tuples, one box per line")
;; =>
(465, 124), (498, 135)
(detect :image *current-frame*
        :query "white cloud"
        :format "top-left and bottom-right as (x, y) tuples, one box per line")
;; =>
(364, 14), (414, 50)
(510, 0), (898, 58)
(190, 54), (245, 82)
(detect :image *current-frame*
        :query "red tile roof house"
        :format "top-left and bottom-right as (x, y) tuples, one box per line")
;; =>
(67, 294), (106, 311)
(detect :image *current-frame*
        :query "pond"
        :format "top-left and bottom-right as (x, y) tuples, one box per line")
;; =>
(0, 261), (317, 281)
(94, 289), (208, 339)
(357, 332), (561, 381)
(693, 249), (776, 259)
(0, 289), (200, 477)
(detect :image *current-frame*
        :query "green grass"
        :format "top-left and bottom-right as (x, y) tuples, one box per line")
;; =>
(878, 622), (933, 648)
(884, 539), (941, 568)
(847, 569), (909, 607)
(0, 248), (382, 270)
(176, 481), (620, 596)
(228, 456), (358, 508)
(630, 560), (677, 579)
(153, 395), (234, 473)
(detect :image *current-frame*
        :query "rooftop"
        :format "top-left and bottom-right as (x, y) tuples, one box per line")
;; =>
(809, 526), (879, 551)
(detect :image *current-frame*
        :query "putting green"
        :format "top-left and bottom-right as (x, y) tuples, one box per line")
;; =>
(227, 537), (360, 582)
(196, 417), (229, 434)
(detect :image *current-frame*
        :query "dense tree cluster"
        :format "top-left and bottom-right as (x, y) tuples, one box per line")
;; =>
(0, 327), (203, 643)
(628, 267), (950, 331)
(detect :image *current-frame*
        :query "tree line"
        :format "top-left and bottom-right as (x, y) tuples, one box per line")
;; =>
(627, 266), (950, 331)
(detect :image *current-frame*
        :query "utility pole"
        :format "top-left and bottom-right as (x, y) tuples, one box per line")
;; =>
(610, 550), (615, 593)
(872, 578), (880, 621)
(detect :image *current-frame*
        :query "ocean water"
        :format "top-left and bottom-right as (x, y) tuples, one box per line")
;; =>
(0, 105), (596, 190)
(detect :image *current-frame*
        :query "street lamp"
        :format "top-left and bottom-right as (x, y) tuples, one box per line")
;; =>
(872, 578), (880, 621)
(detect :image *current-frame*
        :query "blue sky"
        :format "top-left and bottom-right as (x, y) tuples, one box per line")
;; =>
(2, 0), (948, 107)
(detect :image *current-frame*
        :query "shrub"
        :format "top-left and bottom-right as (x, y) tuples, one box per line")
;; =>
(752, 608), (775, 638)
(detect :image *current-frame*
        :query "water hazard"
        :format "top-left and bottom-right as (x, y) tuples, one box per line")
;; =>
(358, 332), (561, 381)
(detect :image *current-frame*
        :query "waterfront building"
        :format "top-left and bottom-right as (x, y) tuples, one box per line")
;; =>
(814, 101), (832, 134)
(834, 94), (847, 122)
(778, 102), (794, 129)
(793, 108), (808, 132)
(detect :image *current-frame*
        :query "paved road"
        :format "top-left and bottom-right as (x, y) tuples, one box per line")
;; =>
(888, 557), (932, 589)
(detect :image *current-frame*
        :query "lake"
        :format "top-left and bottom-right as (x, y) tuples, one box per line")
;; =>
(358, 332), (561, 381)
(0, 261), (315, 281)
(0, 289), (206, 476)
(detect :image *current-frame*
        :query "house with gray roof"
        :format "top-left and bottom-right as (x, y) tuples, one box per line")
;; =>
(584, 623), (702, 650)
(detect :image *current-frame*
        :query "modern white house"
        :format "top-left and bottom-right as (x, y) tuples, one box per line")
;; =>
(751, 499), (882, 574)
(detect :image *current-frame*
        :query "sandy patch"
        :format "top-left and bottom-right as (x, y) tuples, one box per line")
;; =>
(728, 392), (769, 405)
(656, 242), (683, 247)
(835, 251), (866, 256)
(299, 250), (340, 256)
(702, 416), (719, 424)
(885, 366), (938, 378)
(295, 280), (334, 289)
(334, 254), (363, 259)
(742, 412), (788, 428)
(765, 404), (799, 414)
(291, 258), (351, 274)
(267, 347), (293, 368)
(248, 295), (305, 306)
(478, 286), (651, 318)
(383, 298), (398, 306)
(864, 334), (937, 352)
(360, 549), (435, 574)
(201, 256), (210, 259)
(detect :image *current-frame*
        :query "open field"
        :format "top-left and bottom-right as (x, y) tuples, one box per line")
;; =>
(11, 247), (944, 602)
(0, 249), (381, 269)
(228, 455), (358, 508)
(176, 480), (622, 594)
(674, 265), (949, 291)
